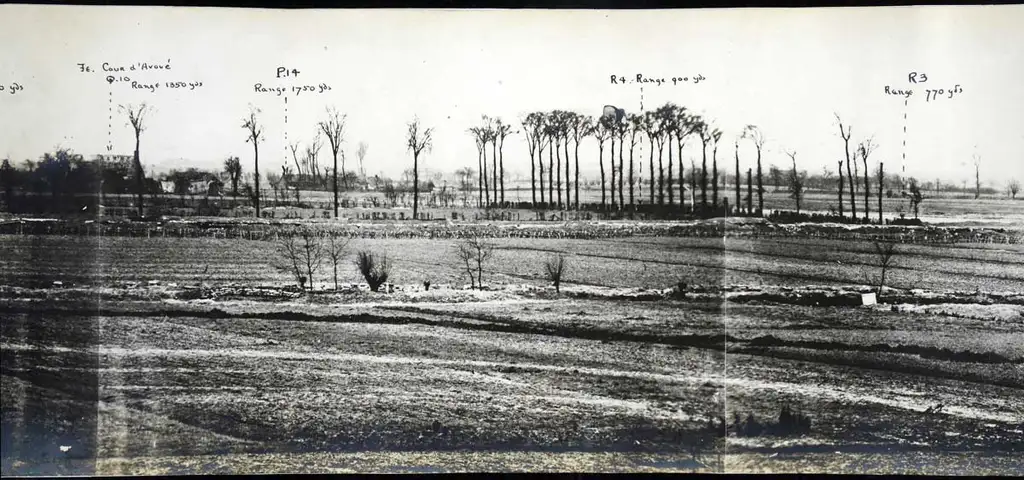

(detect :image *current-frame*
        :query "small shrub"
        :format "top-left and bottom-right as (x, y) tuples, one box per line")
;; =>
(423, 280), (431, 291)
(355, 250), (391, 293)
(543, 253), (567, 293)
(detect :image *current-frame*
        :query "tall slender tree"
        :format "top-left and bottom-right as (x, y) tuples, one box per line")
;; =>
(675, 110), (698, 211)
(121, 103), (150, 218)
(835, 113), (855, 218)
(593, 116), (613, 209)
(569, 113), (592, 210)
(653, 106), (672, 205)
(743, 125), (766, 216)
(858, 137), (877, 221)
(746, 168), (753, 214)
(521, 113), (543, 207)
(627, 114), (644, 210)
(785, 149), (805, 214)
(560, 111), (574, 208)
(544, 114), (556, 208)
(241, 106), (264, 218)
(318, 107), (347, 218)
(662, 105), (680, 205)
(551, 111), (564, 210)
(615, 114), (627, 209)
(734, 137), (741, 214)
(537, 115), (547, 206)
(837, 160), (845, 217)
(878, 162), (884, 223)
(710, 127), (722, 207)
(494, 118), (513, 206)
(406, 117), (433, 220)
(469, 126), (487, 207)
(641, 111), (659, 206)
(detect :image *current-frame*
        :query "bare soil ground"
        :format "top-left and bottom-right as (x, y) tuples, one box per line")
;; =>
(2, 232), (1022, 474)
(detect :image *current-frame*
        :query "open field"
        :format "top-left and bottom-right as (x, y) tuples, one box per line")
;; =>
(2, 230), (1023, 474)
(2, 233), (1022, 292)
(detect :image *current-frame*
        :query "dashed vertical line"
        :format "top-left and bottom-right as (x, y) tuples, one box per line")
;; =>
(107, 90), (113, 152)
(283, 96), (288, 163)
(902, 98), (908, 177)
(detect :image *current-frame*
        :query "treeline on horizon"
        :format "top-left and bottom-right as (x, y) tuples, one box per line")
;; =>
(1, 102), (1018, 219)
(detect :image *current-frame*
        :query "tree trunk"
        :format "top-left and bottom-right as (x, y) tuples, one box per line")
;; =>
(574, 143), (581, 210)
(755, 150), (763, 216)
(617, 135), (624, 209)
(253, 142), (260, 218)
(564, 140), (571, 210)
(677, 141), (685, 212)
(838, 161), (845, 217)
(538, 143), (545, 206)
(648, 138), (655, 206)
(134, 135), (144, 218)
(556, 140), (562, 209)
(499, 138), (505, 205)
(609, 136), (615, 210)
(333, 152), (339, 218)
(667, 136), (675, 205)
(492, 141), (498, 206)
(712, 149), (719, 208)
(863, 157), (870, 222)
(746, 168), (753, 214)
(657, 144), (665, 205)
(482, 146), (490, 206)
(878, 162), (884, 224)
(734, 144), (740, 214)
(628, 141), (635, 210)
(529, 148), (536, 207)
(413, 152), (419, 219)
(846, 157), (856, 219)
(478, 149), (484, 208)
(701, 142), (708, 209)
(599, 144), (606, 208)
(548, 139), (554, 208)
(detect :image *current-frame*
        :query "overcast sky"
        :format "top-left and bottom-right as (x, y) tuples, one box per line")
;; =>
(1, 5), (1022, 188)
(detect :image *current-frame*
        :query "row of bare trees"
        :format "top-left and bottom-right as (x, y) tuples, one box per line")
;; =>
(511, 105), (775, 214)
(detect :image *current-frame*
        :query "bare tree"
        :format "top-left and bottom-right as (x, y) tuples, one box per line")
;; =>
(543, 253), (568, 293)
(318, 107), (347, 217)
(872, 240), (898, 296)
(1009, 179), (1020, 199)
(355, 250), (391, 293)
(627, 114), (644, 210)
(242, 106), (264, 217)
(406, 117), (433, 220)
(878, 162), (884, 223)
(522, 113), (543, 207)
(570, 114), (593, 210)
(733, 137), (741, 213)
(356, 141), (369, 180)
(593, 117), (613, 209)
(903, 177), (924, 219)
(276, 227), (324, 292)
(837, 159), (845, 217)
(858, 137), (877, 221)
(120, 103), (150, 218)
(494, 118), (513, 205)
(324, 232), (351, 291)
(973, 152), (982, 199)
(785, 150), (805, 214)
(835, 113), (855, 219)
(455, 236), (494, 289)
(743, 125), (766, 215)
